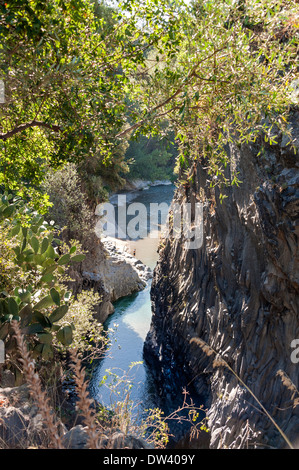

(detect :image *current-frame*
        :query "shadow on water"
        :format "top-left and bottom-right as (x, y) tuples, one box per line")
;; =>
(90, 184), (207, 447)
(89, 283), (160, 424)
(89, 279), (207, 447)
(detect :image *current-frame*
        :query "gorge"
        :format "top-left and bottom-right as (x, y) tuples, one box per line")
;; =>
(88, 183), (204, 446)
(88, 109), (299, 449)
(0, 0), (298, 452)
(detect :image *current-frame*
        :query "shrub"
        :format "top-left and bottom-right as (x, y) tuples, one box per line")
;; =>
(42, 163), (95, 245)
(0, 193), (85, 374)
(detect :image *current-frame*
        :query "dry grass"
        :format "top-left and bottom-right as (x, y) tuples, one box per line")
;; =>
(69, 348), (102, 448)
(11, 320), (64, 449)
(276, 369), (299, 409)
(10, 321), (105, 449)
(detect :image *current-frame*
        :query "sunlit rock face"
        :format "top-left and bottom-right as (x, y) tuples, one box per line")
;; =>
(144, 109), (299, 449)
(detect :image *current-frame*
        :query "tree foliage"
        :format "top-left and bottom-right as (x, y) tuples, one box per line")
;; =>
(124, 133), (178, 182)
(0, 0), (187, 204)
(0, 0), (298, 200)
(119, 0), (298, 188)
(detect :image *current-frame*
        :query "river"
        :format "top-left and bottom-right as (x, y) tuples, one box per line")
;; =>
(89, 183), (176, 428)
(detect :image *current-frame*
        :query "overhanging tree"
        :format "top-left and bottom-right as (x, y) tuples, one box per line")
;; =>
(0, 0), (298, 205)
(117, 0), (298, 191)
(0, 0), (186, 206)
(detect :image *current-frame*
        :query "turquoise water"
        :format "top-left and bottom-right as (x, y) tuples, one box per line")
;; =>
(89, 283), (158, 419)
(89, 184), (175, 420)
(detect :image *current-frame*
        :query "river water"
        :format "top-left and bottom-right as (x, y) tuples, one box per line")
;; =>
(89, 184), (176, 425)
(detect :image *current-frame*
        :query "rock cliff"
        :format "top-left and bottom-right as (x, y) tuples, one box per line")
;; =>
(144, 109), (299, 449)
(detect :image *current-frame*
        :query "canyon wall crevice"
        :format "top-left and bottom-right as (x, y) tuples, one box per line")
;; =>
(144, 110), (299, 449)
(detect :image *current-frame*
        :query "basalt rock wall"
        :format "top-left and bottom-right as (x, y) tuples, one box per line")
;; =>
(144, 110), (299, 449)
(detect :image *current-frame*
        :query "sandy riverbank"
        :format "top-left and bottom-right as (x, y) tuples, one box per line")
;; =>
(103, 230), (162, 270)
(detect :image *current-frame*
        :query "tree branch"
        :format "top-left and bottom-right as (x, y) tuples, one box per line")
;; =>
(116, 106), (179, 139)
(115, 46), (228, 139)
(0, 120), (62, 140)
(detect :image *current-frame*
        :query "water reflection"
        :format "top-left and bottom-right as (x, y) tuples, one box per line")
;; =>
(90, 184), (175, 422)
(90, 282), (159, 422)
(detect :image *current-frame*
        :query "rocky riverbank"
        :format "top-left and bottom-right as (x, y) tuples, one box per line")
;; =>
(0, 384), (152, 449)
(120, 178), (173, 192)
(70, 235), (152, 324)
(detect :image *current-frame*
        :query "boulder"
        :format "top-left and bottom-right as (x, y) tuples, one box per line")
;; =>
(62, 425), (89, 449)
(108, 431), (153, 449)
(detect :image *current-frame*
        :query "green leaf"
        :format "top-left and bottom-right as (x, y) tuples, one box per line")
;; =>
(2, 204), (15, 218)
(33, 253), (45, 265)
(45, 244), (56, 259)
(56, 324), (73, 346)
(7, 298), (19, 316)
(32, 311), (52, 328)
(33, 343), (53, 360)
(29, 236), (39, 254)
(10, 224), (21, 237)
(37, 332), (53, 344)
(19, 304), (32, 316)
(22, 227), (28, 239)
(33, 295), (55, 311)
(70, 254), (85, 263)
(50, 324), (61, 332)
(21, 237), (27, 253)
(41, 260), (56, 272)
(30, 225), (39, 234)
(40, 273), (55, 284)
(18, 304), (32, 326)
(40, 238), (49, 254)
(57, 253), (70, 265)
(50, 288), (60, 306)
(22, 323), (45, 335)
(49, 304), (68, 323)
(16, 253), (25, 265)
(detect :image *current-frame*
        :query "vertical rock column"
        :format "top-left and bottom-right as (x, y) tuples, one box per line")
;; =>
(144, 113), (299, 449)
